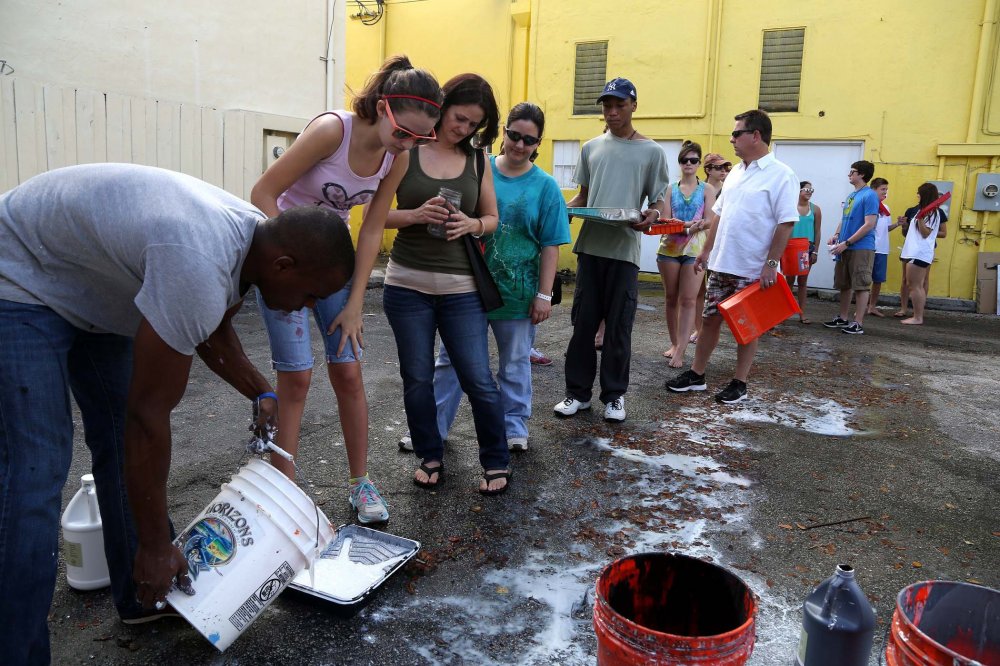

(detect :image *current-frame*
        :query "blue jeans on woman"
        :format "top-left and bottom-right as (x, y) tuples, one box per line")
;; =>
(0, 301), (145, 665)
(382, 286), (509, 471)
(433, 318), (534, 442)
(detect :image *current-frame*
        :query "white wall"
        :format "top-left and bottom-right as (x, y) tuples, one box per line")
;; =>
(0, 0), (335, 120)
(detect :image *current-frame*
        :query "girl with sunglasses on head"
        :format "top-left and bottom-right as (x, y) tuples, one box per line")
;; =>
(689, 153), (731, 344)
(786, 181), (823, 323)
(656, 140), (714, 369)
(250, 55), (442, 523)
(429, 102), (570, 455)
(383, 74), (512, 495)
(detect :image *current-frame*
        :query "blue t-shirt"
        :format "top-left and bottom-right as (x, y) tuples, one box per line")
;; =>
(840, 187), (879, 251)
(485, 157), (571, 320)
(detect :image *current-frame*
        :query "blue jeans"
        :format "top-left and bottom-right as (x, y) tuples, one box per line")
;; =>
(434, 318), (534, 441)
(256, 281), (360, 369)
(0, 301), (144, 665)
(382, 286), (509, 470)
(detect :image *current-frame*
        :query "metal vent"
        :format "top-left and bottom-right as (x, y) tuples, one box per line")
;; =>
(573, 41), (608, 115)
(759, 28), (804, 113)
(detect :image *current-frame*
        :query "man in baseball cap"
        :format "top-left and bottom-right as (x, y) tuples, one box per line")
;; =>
(556, 76), (668, 423)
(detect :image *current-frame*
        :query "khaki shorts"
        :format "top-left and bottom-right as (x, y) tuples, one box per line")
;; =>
(833, 249), (875, 291)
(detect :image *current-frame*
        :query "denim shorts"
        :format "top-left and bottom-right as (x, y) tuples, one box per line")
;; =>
(657, 254), (697, 266)
(256, 280), (360, 371)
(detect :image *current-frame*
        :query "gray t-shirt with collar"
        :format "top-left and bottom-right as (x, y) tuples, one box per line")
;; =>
(0, 163), (262, 354)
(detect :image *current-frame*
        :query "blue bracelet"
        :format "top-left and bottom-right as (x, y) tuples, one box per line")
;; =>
(256, 391), (278, 402)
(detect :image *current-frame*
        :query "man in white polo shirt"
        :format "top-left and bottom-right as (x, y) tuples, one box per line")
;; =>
(665, 109), (799, 403)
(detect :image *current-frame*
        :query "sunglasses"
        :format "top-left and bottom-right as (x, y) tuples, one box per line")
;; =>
(801, 188), (814, 193)
(383, 100), (436, 145)
(848, 169), (859, 175)
(679, 157), (700, 165)
(731, 128), (755, 138)
(706, 163), (732, 172)
(504, 128), (540, 147)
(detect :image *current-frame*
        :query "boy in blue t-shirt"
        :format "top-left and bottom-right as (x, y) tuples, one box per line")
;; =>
(823, 160), (879, 335)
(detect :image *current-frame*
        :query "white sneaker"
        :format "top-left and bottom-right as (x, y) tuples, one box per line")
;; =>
(398, 433), (413, 452)
(508, 437), (529, 451)
(554, 397), (591, 416)
(604, 396), (626, 423)
(349, 477), (389, 524)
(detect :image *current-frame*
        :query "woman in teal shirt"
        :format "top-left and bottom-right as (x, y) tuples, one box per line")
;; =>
(788, 180), (823, 323)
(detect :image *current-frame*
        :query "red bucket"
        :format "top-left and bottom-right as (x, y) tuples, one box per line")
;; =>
(780, 237), (810, 277)
(718, 278), (801, 345)
(885, 580), (1000, 665)
(594, 553), (757, 665)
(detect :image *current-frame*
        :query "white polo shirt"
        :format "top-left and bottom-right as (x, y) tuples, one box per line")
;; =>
(709, 151), (800, 279)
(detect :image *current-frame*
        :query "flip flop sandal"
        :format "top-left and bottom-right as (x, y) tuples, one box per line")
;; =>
(479, 470), (512, 496)
(413, 461), (444, 490)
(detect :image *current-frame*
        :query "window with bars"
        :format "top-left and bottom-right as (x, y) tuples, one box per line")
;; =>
(758, 28), (804, 113)
(573, 41), (608, 115)
(552, 140), (580, 189)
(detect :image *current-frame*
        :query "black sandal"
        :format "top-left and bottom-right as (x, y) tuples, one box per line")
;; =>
(413, 461), (444, 490)
(479, 470), (512, 496)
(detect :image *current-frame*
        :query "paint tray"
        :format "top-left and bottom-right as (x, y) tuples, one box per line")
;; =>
(644, 220), (687, 235)
(567, 207), (642, 226)
(287, 524), (419, 615)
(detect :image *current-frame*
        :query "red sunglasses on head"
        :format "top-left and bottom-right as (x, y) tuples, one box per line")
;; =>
(382, 97), (437, 145)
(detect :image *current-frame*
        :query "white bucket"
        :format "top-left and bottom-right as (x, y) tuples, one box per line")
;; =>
(166, 458), (334, 652)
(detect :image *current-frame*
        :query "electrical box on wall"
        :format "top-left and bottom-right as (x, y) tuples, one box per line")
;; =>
(972, 173), (1000, 212)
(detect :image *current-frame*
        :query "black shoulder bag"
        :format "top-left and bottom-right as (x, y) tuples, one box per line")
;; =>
(462, 150), (504, 312)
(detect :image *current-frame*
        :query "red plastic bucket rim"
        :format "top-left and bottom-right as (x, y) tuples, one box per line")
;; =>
(594, 553), (759, 643)
(893, 579), (1000, 663)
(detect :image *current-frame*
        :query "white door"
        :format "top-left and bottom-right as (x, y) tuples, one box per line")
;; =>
(639, 140), (683, 273)
(771, 141), (864, 289)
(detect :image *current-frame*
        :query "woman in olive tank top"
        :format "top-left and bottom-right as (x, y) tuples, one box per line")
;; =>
(384, 74), (512, 495)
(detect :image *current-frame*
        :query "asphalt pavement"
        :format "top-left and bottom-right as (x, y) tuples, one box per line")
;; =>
(51, 273), (1000, 665)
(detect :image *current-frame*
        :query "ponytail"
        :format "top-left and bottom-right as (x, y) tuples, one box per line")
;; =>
(352, 54), (443, 122)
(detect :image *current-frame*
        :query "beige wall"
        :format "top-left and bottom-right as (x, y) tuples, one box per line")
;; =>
(0, 0), (334, 119)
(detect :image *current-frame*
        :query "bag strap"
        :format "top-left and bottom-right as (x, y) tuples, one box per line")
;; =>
(475, 149), (485, 191)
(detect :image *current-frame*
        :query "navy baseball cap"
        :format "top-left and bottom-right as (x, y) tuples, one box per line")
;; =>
(597, 77), (637, 102)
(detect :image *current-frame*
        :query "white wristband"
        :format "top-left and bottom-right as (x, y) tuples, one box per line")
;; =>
(535, 292), (552, 302)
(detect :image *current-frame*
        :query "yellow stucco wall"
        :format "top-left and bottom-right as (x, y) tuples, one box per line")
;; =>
(346, 0), (1000, 302)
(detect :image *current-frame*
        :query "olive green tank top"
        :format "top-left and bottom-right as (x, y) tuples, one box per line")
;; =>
(389, 147), (480, 275)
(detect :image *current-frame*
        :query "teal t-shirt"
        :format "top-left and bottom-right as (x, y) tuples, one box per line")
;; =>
(485, 157), (571, 320)
(572, 133), (669, 267)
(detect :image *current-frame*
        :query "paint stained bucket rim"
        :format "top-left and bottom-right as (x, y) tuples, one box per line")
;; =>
(892, 579), (1000, 664)
(595, 551), (758, 643)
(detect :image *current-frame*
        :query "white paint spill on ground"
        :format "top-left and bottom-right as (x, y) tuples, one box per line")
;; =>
(364, 393), (856, 664)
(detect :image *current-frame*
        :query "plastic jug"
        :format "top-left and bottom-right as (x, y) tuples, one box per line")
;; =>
(61, 474), (110, 590)
(796, 564), (876, 666)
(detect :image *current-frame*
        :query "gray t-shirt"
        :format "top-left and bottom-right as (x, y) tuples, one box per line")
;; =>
(0, 164), (263, 354)
(573, 133), (669, 267)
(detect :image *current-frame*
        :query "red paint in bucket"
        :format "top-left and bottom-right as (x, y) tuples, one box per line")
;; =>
(593, 553), (757, 665)
(781, 237), (811, 277)
(885, 580), (1000, 666)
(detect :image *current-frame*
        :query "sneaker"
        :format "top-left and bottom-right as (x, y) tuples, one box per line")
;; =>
(823, 316), (850, 328)
(349, 477), (389, 524)
(529, 348), (553, 367)
(665, 369), (707, 392)
(121, 606), (182, 625)
(714, 379), (748, 404)
(508, 436), (529, 452)
(554, 397), (591, 416)
(841, 322), (864, 335)
(604, 397), (626, 423)
(398, 433), (413, 452)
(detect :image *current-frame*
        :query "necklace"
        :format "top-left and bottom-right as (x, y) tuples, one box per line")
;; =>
(627, 129), (637, 141)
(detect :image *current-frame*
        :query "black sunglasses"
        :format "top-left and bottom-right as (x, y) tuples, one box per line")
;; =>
(731, 129), (755, 138)
(504, 128), (540, 147)
(679, 156), (700, 165)
(707, 163), (732, 172)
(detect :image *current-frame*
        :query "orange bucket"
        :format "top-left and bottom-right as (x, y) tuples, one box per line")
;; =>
(593, 553), (757, 665)
(780, 238), (810, 277)
(718, 278), (801, 345)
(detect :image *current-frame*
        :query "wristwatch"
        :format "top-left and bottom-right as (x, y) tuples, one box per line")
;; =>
(766, 259), (778, 268)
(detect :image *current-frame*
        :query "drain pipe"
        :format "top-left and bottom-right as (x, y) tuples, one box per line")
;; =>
(968, 0), (999, 139)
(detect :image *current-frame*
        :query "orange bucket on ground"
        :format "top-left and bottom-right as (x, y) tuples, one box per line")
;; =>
(593, 553), (757, 665)
(781, 237), (811, 277)
(885, 580), (1000, 665)
(718, 278), (801, 345)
